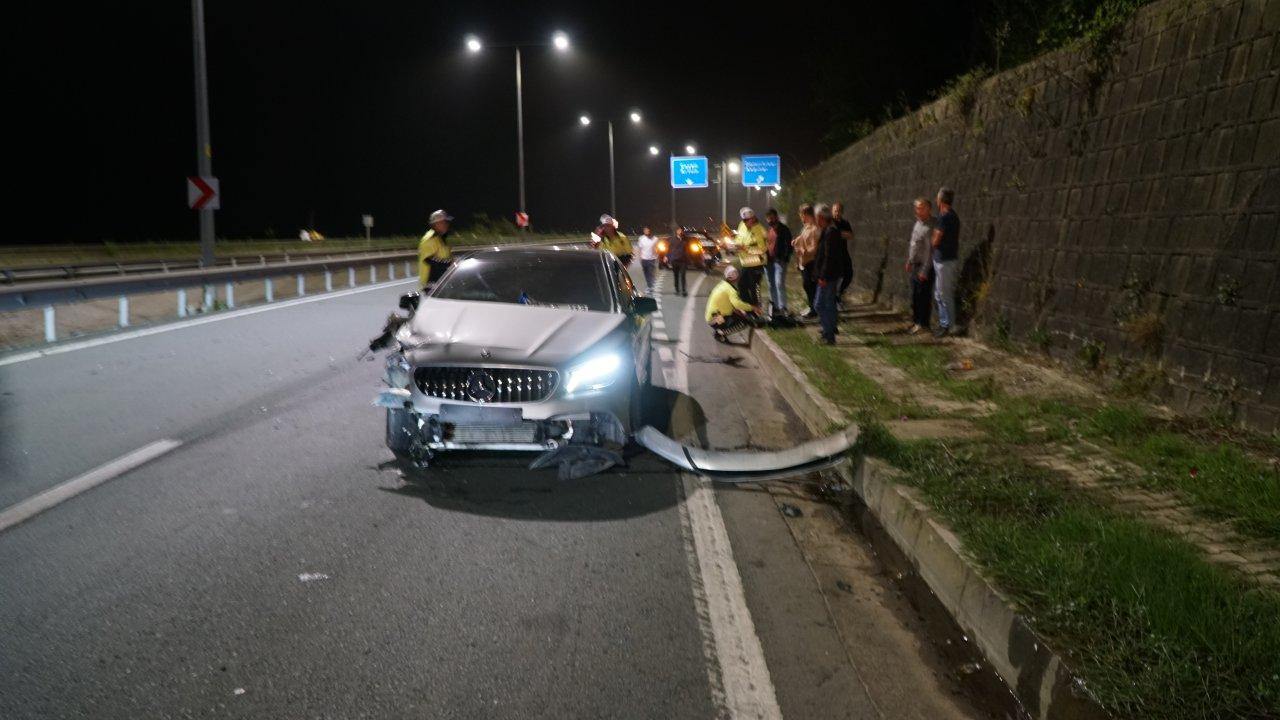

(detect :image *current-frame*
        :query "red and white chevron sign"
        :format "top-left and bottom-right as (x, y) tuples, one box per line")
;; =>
(187, 176), (220, 210)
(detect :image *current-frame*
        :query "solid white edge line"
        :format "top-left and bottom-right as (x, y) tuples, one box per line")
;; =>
(0, 278), (418, 368)
(0, 439), (182, 533)
(672, 272), (782, 719)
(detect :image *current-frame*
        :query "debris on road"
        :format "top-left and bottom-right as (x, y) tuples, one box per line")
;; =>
(780, 503), (803, 518)
(297, 572), (330, 583)
(836, 580), (853, 593)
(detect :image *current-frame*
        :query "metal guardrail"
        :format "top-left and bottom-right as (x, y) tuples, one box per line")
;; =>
(0, 237), (584, 344)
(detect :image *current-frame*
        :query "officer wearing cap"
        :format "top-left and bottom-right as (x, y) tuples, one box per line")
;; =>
(591, 214), (633, 267)
(418, 209), (454, 287)
(705, 264), (762, 341)
(733, 206), (767, 306)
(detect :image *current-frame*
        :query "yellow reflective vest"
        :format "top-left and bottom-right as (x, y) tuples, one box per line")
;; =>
(735, 221), (767, 268)
(705, 280), (754, 322)
(418, 229), (452, 285)
(598, 230), (632, 258)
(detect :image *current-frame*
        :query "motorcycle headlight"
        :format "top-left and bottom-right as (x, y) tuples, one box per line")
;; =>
(384, 353), (412, 388)
(563, 352), (623, 395)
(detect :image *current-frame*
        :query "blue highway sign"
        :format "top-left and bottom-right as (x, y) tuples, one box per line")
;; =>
(670, 156), (709, 189)
(741, 154), (781, 187)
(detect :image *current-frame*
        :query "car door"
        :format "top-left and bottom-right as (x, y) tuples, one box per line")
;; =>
(611, 257), (652, 384)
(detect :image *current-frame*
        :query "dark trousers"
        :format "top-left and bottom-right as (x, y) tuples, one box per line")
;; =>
(815, 282), (839, 341)
(738, 265), (764, 306)
(910, 266), (934, 327)
(838, 255), (854, 298)
(671, 263), (688, 295)
(801, 264), (817, 311)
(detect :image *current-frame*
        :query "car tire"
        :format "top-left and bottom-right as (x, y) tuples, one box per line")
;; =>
(385, 407), (417, 455)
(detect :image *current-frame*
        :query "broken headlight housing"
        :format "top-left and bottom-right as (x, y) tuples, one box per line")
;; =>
(384, 353), (412, 388)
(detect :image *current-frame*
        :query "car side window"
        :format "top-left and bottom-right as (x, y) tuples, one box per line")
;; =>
(613, 259), (634, 312)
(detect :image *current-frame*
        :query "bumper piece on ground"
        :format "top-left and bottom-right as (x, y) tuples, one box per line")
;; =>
(634, 423), (858, 483)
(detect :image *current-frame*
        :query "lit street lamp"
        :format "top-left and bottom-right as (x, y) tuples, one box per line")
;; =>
(577, 109), (652, 219)
(465, 31), (570, 228)
(684, 144), (696, 154)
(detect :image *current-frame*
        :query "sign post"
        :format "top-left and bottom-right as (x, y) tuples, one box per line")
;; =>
(362, 214), (374, 241)
(187, 176), (220, 210)
(740, 154), (781, 188)
(190, 0), (216, 267)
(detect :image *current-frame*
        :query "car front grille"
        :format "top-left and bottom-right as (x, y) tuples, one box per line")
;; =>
(414, 366), (558, 403)
(447, 422), (542, 444)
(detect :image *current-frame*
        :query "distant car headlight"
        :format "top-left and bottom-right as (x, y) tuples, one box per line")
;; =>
(563, 352), (622, 395)
(656, 240), (669, 253)
(384, 353), (412, 388)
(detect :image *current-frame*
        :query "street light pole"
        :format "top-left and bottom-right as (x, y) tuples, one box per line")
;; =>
(515, 47), (527, 229)
(191, 0), (215, 267)
(607, 120), (616, 218)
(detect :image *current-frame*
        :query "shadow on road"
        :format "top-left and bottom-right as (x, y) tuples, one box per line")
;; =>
(379, 385), (708, 522)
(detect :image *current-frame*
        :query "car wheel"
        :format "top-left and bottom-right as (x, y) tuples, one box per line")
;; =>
(385, 407), (417, 455)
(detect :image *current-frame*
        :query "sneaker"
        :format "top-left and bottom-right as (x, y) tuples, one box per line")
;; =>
(799, 308), (815, 319)
(908, 324), (922, 335)
(819, 335), (836, 345)
(933, 326), (950, 338)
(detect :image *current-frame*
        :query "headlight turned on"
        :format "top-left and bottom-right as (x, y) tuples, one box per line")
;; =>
(688, 241), (702, 254)
(384, 353), (412, 388)
(563, 352), (623, 395)
(656, 240), (669, 253)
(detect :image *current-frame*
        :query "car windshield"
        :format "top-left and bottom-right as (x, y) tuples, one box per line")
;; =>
(431, 250), (614, 312)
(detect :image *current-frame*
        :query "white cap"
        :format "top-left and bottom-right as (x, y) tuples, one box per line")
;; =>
(429, 209), (453, 224)
(599, 214), (617, 226)
(739, 207), (755, 220)
(723, 265), (740, 281)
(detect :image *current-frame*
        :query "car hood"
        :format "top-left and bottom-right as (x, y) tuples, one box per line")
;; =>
(399, 298), (626, 368)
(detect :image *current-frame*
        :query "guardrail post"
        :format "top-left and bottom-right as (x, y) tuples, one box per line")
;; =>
(178, 289), (188, 318)
(225, 282), (235, 309)
(348, 267), (356, 288)
(44, 306), (56, 342)
(388, 262), (396, 280)
(265, 277), (274, 302)
(403, 260), (410, 277)
(370, 264), (377, 283)
(324, 270), (332, 292)
(296, 273), (305, 296)
(118, 296), (129, 328)
(203, 285), (214, 310)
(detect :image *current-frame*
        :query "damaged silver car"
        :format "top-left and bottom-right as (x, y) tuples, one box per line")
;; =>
(374, 246), (656, 472)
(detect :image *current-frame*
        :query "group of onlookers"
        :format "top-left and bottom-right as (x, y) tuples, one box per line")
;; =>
(787, 186), (961, 343)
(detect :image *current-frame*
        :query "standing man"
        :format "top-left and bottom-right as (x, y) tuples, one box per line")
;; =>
(906, 198), (936, 334)
(668, 226), (690, 297)
(592, 214), (633, 267)
(418, 208), (454, 287)
(765, 208), (793, 318)
(812, 204), (843, 345)
(791, 203), (819, 319)
(832, 202), (854, 307)
(734, 207), (767, 307)
(636, 225), (659, 293)
(931, 187), (961, 337)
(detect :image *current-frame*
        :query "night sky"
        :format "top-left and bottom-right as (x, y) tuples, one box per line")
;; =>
(11, 1), (977, 242)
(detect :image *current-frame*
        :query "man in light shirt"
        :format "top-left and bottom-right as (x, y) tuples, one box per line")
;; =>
(635, 225), (659, 293)
(906, 198), (935, 334)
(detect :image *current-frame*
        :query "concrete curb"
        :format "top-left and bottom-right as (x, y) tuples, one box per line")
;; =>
(752, 330), (1106, 720)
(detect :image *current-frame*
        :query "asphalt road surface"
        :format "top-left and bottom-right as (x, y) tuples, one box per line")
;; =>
(0, 260), (999, 719)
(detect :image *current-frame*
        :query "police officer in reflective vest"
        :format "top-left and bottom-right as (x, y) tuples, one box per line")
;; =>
(733, 206), (767, 306)
(418, 209), (454, 287)
(591, 214), (633, 267)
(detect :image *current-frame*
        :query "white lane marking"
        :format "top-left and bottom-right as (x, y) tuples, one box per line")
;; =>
(671, 272), (781, 719)
(0, 278), (418, 368)
(657, 346), (673, 363)
(0, 439), (182, 533)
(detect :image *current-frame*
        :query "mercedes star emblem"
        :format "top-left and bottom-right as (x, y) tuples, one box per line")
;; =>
(466, 370), (497, 403)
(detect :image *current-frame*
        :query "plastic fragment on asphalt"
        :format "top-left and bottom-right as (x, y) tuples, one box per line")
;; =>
(297, 572), (330, 583)
(836, 580), (853, 593)
(635, 423), (859, 483)
(780, 503), (803, 518)
(233, 688), (246, 696)
(529, 444), (624, 481)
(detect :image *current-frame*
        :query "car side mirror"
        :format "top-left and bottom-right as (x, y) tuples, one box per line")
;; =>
(399, 292), (421, 312)
(632, 296), (658, 316)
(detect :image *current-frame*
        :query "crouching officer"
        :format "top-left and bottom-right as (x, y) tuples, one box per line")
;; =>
(591, 214), (633, 267)
(418, 209), (454, 287)
(705, 265), (762, 342)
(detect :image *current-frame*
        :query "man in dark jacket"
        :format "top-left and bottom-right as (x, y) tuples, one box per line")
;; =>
(667, 226), (690, 296)
(832, 202), (854, 307)
(765, 208), (793, 317)
(812, 204), (843, 344)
